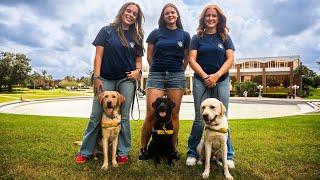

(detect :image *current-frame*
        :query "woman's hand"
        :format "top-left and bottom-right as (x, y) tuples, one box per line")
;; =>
(126, 69), (141, 80)
(93, 78), (103, 96)
(204, 73), (219, 87)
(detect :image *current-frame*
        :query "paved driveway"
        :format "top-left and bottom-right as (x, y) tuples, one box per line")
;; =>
(0, 96), (316, 119)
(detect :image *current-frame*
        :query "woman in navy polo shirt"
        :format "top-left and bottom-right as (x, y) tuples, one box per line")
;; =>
(185, 4), (236, 168)
(139, 3), (190, 160)
(75, 2), (144, 165)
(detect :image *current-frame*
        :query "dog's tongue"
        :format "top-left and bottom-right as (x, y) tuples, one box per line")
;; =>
(107, 108), (113, 113)
(159, 111), (166, 117)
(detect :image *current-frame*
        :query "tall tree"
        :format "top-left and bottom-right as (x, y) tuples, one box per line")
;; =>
(0, 52), (31, 91)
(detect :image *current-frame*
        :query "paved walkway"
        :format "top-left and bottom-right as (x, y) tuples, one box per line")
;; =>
(0, 95), (318, 119)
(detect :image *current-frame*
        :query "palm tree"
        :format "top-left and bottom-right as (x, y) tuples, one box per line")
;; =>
(294, 63), (309, 75)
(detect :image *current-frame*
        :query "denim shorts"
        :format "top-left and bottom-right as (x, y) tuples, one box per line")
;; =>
(146, 71), (186, 91)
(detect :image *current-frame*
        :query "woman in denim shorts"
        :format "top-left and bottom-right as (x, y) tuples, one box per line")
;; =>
(138, 3), (190, 160)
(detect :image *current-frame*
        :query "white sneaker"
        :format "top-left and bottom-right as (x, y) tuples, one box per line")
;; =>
(186, 156), (197, 166)
(227, 160), (235, 169)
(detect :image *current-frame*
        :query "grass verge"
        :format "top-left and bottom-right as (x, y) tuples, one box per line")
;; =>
(0, 113), (319, 179)
(0, 89), (92, 103)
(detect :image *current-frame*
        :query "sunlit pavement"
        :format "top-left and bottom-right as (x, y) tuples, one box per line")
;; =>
(0, 95), (318, 120)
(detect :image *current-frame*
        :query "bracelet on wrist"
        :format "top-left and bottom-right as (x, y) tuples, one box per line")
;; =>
(92, 76), (101, 80)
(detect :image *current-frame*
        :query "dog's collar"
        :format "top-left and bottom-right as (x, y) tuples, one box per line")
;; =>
(101, 121), (120, 128)
(205, 127), (228, 133)
(152, 128), (174, 135)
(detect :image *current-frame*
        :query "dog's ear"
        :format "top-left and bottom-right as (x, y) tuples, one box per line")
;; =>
(97, 92), (105, 105)
(116, 92), (125, 106)
(220, 102), (226, 116)
(152, 99), (157, 109)
(171, 100), (176, 109)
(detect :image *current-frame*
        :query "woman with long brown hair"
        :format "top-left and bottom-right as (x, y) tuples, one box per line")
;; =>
(186, 4), (235, 168)
(139, 3), (190, 160)
(75, 2), (144, 165)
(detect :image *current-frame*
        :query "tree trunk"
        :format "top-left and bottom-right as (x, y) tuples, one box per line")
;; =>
(9, 84), (12, 92)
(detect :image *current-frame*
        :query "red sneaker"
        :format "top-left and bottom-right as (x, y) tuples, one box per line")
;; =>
(75, 154), (87, 164)
(117, 156), (129, 165)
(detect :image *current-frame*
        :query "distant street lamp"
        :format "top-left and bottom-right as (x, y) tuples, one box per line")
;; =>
(292, 85), (299, 99)
(257, 85), (263, 98)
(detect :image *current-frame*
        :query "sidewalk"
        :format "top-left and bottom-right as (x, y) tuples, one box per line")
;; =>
(0, 95), (318, 119)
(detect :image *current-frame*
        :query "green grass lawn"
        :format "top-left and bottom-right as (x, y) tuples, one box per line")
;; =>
(0, 89), (92, 103)
(0, 113), (319, 179)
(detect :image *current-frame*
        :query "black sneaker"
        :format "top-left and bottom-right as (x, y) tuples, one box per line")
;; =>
(173, 148), (180, 161)
(138, 148), (149, 160)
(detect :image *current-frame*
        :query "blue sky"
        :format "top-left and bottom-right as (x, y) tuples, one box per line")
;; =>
(0, 0), (319, 79)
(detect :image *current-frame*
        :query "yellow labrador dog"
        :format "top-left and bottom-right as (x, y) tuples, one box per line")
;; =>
(98, 91), (125, 170)
(196, 98), (233, 179)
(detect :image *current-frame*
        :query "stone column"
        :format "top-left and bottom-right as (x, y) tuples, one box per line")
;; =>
(262, 63), (267, 92)
(236, 64), (241, 82)
(289, 62), (294, 96)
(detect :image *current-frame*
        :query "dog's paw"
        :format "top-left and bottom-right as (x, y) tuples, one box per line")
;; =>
(112, 162), (119, 168)
(225, 174), (233, 180)
(167, 159), (174, 166)
(227, 160), (235, 169)
(196, 160), (203, 165)
(202, 171), (210, 179)
(101, 164), (109, 170)
(73, 141), (82, 146)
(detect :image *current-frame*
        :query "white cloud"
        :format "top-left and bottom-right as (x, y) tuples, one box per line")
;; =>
(0, 0), (319, 79)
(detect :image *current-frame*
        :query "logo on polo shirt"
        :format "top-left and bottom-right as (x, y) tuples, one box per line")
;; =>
(218, 43), (224, 49)
(178, 41), (183, 47)
(129, 42), (135, 48)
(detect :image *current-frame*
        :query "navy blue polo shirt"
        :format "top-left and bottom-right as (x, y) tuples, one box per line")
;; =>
(146, 27), (190, 72)
(189, 33), (235, 82)
(92, 26), (143, 80)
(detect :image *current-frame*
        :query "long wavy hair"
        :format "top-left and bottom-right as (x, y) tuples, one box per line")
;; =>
(110, 2), (144, 51)
(158, 3), (183, 29)
(197, 4), (229, 42)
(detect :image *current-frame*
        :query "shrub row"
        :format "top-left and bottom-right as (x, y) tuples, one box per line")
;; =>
(262, 92), (288, 98)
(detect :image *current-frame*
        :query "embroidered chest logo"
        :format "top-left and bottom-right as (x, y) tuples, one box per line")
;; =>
(218, 43), (224, 49)
(129, 42), (135, 48)
(177, 41), (183, 47)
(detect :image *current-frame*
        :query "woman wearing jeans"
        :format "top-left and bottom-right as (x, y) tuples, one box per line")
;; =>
(185, 4), (235, 168)
(75, 2), (144, 165)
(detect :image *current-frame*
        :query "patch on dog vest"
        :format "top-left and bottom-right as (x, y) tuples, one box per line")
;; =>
(152, 129), (174, 135)
(101, 120), (120, 128)
(205, 127), (228, 133)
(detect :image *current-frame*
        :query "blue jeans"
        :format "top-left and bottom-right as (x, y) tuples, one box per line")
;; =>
(79, 77), (135, 157)
(187, 77), (235, 160)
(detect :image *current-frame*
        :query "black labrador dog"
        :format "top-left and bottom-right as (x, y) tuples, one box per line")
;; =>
(147, 97), (179, 166)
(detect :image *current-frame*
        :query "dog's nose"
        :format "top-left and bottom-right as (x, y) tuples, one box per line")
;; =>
(107, 101), (112, 107)
(159, 103), (167, 112)
(202, 114), (209, 122)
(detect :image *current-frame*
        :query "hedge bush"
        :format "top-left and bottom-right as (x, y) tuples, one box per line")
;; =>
(262, 92), (288, 98)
